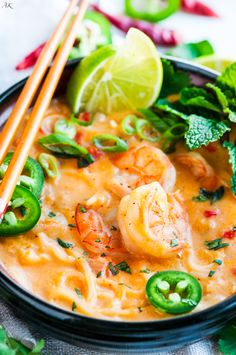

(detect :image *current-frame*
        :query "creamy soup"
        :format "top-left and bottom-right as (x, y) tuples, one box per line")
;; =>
(0, 98), (235, 321)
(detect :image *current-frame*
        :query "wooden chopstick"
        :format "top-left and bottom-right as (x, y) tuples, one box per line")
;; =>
(0, 0), (79, 165)
(0, 0), (90, 219)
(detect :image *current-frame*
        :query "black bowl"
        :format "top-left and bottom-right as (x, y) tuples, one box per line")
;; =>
(0, 57), (235, 352)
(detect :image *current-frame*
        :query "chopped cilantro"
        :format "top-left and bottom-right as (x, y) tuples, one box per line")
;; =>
(57, 238), (74, 249)
(140, 268), (151, 274)
(68, 223), (76, 228)
(96, 271), (102, 278)
(137, 306), (143, 313)
(108, 262), (119, 276)
(95, 238), (101, 243)
(185, 115), (230, 150)
(72, 301), (77, 312)
(79, 206), (87, 213)
(115, 261), (131, 274)
(193, 186), (225, 204)
(48, 211), (56, 217)
(100, 253), (106, 257)
(110, 225), (118, 231)
(205, 238), (229, 251)
(75, 288), (82, 298)
(213, 259), (222, 265)
(208, 270), (216, 277)
(170, 239), (179, 247)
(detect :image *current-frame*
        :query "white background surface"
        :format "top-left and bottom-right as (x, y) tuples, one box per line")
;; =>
(0, 0), (236, 94)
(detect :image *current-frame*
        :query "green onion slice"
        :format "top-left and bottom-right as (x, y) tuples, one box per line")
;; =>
(136, 119), (160, 142)
(54, 119), (77, 139)
(38, 153), (59, 179)
(93, 134), (128, 153)
(121, 115), (138, 135)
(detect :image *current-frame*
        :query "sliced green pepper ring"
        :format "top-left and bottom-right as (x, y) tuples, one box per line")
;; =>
(146, 271), (202, 314)
(0, 185), (41, 236)
(125, 0), (180, 23)
(0, 153), (44, 198)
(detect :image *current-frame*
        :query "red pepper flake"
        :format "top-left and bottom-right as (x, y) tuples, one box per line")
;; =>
(16, 42), (46, 70)
(223, 229), (236, 239)
(181, 0), (219, 18)
(78, 112), (91, 123)
(203, 209), (220, 218)
(231, 268), (236, 276)
(87, 145), (104, 160)
(204, 142), (217, 153)
(74, 131), (86, 145)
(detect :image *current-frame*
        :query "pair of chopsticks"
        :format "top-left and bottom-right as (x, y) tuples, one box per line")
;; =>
(0, 0), (90, 220)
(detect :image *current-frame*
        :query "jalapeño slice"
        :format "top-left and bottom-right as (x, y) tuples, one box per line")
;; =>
(146, 271), (202, 314)
(125, 0), (180, 23)
(0, 185), (41, 236)
(0, 153), (44, 198)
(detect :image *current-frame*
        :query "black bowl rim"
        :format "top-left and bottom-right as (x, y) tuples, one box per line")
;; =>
(0, 56), (235, 334)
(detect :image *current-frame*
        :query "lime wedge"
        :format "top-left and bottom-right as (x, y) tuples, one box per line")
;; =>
(67, 28), (163, 114)
(196, 55), (234, 72)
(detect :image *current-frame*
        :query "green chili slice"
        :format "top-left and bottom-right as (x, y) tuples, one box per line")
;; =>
(54, 119), (77, 139)
(121, 115), (138, 135)
(0, 185), (41, 236)
(38, 133), (89, 158)
(93, 134), (128, 152)
(125, 0), (180, 23)
(136, 119), (160, 142)
(38, 153), (59, 179)
(146, 271), (202, 314)
(0, 153), (44, 198)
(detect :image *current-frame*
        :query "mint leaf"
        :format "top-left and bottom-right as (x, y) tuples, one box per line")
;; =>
(180, 87), (221, 112)
(206, 83), (236, 122)
(185, 115), (230, 150)
(218, 324), (236, 355)
(160, 59), (191, 98)
(217, 62), (236, 93)
(223, 141), (236, 194)
(165, 40), (214, 60)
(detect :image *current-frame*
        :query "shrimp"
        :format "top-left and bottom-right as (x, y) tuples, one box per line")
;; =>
(174, 152), (219, 190)
(75, 204), (125, 255)
(117, 182), (191, 258)
(111, 144), (176, 193)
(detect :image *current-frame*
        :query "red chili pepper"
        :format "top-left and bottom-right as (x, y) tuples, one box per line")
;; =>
(231, 268), (236, 276)
(181, 0), (219, 17)
(87, 145), (104, 160)
(203, 210), (220, 218)
(15, 42), (46, 71)
(223, 229), (236, 239)
(92, 5), (181, 46)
